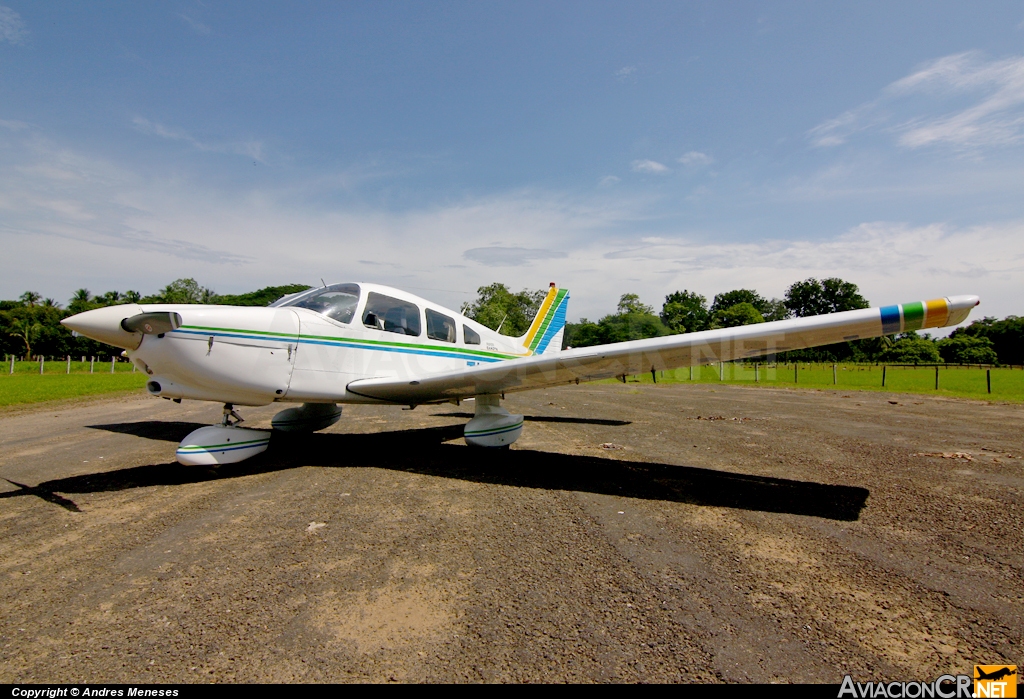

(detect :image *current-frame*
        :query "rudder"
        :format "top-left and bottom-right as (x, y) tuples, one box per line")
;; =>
(520, 283), (569, 355)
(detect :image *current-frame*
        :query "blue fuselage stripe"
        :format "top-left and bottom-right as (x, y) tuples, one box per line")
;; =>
(173, 329), (505, 363)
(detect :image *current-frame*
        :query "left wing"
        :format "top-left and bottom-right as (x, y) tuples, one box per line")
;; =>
(345, 295), (979, 404)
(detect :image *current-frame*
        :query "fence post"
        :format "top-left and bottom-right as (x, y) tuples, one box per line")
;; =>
(39, 356), (44, 375)
(90, 357), (94, 373)
(987, 369), (991, 394)
(882, 366), (886, 387)
(719, 362), (724, 381)
(755, 363), (759, 383)
(794, 364), (798, 384)
(111, 356), (115, 374)
(689, 365), (693, 381)
(9, 356), (13, 375)
(935, 366), (939, 390)
(67, 356), (71, 374)
(833, 363), (837, 385)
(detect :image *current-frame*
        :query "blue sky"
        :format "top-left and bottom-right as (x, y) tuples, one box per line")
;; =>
(2, 1), (1023, 325)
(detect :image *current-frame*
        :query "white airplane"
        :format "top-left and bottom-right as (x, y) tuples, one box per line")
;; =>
(62, 282), (980, 466)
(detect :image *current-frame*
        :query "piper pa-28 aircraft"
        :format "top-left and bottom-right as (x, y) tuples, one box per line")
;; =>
(62, 282), (980, 466)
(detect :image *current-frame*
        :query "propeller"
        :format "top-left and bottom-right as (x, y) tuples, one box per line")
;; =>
(120, 312), (183, 335)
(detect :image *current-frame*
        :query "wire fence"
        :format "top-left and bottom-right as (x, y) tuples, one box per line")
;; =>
(4, 356), (137, 376)
(623, 361), (1024, 399)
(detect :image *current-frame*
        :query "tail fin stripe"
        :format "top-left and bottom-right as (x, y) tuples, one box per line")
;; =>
(533, 291), (569, 354)
(523, 289), (558, 349)
(528, 288), (567, 352)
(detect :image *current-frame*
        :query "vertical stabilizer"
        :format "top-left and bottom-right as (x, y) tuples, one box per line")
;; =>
(520, 283), (569, 355)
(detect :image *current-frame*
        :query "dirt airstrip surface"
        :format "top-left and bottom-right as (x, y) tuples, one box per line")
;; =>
(0, 383), (1021, 683)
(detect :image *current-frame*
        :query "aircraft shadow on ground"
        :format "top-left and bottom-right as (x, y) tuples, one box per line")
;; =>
(430, 412), (632, 426)
(87, 421), (210, 442)
(4, 422), (869, 521)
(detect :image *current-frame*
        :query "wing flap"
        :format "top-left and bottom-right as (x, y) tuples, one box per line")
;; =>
(346, 295), (979, 404)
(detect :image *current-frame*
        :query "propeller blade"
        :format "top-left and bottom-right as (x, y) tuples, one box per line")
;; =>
(120, 312), (182, 335)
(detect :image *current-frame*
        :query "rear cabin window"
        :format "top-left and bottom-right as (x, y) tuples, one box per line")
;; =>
(426, 309), (457, 343)
(362, 293), (421, 336)
(463, 324), (481, 345)
(284, 283), (360, 324)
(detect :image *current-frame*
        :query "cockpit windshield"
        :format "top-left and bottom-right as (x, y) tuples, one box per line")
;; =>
(273, 283), (361, 324)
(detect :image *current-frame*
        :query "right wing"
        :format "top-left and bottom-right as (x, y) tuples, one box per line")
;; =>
(345, 295), (979, 404)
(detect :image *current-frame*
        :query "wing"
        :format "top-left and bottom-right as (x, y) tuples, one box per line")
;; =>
(345, 295), (979, 404)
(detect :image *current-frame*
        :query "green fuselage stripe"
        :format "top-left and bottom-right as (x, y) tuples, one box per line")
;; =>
(178, 324), (523, 361)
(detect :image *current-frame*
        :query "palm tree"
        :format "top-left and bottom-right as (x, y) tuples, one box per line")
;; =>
(123, 290), (142, 303)
(71, 288), (92, 305)
(8, 319), (42, 358)
(19, 291), (41, 307)
(42, 298), (61, 308)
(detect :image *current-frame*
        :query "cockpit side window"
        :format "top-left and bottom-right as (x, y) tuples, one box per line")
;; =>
(426, 309), (457, 343)
(280, 283), (361, 324)
(463, 324), (481, 345)
(362, 293), (421, 336)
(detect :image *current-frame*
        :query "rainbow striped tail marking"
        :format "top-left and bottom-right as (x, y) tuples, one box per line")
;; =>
(520, 283), (569, 355)
(878, 295), (979, 335)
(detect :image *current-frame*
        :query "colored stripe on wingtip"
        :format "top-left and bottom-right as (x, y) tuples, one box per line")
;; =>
(880, 305), (902, 335)
(923, 298), (949, 328)
(903, 301), (925, 331)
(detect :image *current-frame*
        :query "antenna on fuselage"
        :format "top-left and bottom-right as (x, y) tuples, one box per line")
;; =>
(320, 278), (327, 288)
(495, 312), (508, 334)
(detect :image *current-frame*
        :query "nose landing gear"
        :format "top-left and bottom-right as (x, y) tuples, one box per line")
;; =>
(176, 403), (270, 466)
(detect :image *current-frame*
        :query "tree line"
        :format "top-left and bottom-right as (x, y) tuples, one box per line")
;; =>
(3, 277), (1019, 366)
(1, 279), (309, 360)
(461, 279), (1020, 365)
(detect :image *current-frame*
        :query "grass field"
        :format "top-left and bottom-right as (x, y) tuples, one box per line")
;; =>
(608, 362), (1024, 402)
(0, 366), (148, 407)
(2, 360), (1022, 408)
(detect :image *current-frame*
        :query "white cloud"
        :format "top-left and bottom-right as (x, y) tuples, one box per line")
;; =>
(598, 175), (620, 187)
(614, 66), (636, 79)
(0, 125), (1017, 324)
(630, 159), (670, 174)
(464, 247), (568, 267)
(178, 13), (211, 35)
(596, 221), (1020, 323)
(132, 116), (265, 161)
(0, 5), (27, 44)
(678, 151), (713, 166)
(810, 51), (1024, 150)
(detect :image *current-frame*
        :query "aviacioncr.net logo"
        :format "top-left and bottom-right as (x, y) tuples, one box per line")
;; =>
(974, 665), (1017, 698)
(838, 674), (973, 698)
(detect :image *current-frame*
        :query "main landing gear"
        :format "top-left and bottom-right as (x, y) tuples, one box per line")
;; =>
(463, 395), (523, 448)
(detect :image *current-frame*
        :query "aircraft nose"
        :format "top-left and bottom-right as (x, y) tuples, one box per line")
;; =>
(61, 303), (146, 350)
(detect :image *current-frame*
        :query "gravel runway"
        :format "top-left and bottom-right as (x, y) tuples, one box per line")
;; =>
(0, 383), (1020, 682)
